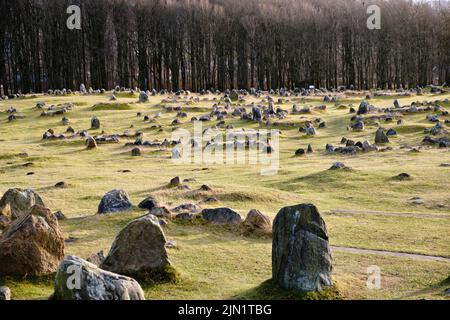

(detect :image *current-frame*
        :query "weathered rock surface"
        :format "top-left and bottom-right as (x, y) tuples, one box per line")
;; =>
(53, 255), (145, 300)
(0, 188), (45, 219)
(244, 209), (272, 230)
(100, 214), (173, 282)
(98, 190), (132, 214)
(272, 204), (333, 292)
(138, 196), (159, 210)
(375, 128), (390, 144)
(0, 205), (65, 276)
(201, 208), (242, 224)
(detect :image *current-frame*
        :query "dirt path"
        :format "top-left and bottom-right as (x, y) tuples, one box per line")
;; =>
(331, 246), (450, 263)
(329, 209), (450, 219)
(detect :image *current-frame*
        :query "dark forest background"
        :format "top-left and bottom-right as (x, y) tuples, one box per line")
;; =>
(1, 0), (450, 94)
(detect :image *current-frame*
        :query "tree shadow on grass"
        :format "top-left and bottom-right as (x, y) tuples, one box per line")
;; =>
(231, 279), (342, 300)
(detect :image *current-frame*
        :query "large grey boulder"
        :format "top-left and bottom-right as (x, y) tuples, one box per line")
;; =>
(201, 208), (242, 224)
(0, 188), (45, 219)
(272, 204), (333, 292)
(100, 214), (174, 282)
(53, 255), (145, 300)
(98, 190), (132, 214)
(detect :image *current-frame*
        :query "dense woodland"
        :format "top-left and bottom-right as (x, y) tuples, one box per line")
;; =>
(1, 0), (450, 94)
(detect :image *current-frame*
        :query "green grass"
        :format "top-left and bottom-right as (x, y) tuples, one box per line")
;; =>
(92, 103), (132, 111)
(0, 90), (449, 300)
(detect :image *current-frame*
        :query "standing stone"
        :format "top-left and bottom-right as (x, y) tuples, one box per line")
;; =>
(375, 128), (390, 144)
(357, 101), (370, 115)
(0, 188), (45, 220)
(394, 99), (401, 108)
(252, 106), (262, 122)
(53, 256), (145, 300)
(86, 137), (97, 149)
(272, 204), (333, 292)
(91, 117), (100, 130)
(0, 205), (65, 276)
(139, 91), (149, 103)
(80, 84), (86, 93)
(100, 214), (174, 282)
(98, 190), (132, 214)
(307, 144), (314, 153)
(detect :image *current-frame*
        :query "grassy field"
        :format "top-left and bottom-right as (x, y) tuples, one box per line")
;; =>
(0, 90), (449, 300)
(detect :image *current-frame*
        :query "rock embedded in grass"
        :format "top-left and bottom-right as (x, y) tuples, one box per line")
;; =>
(396, 173), (412, 180)
(138, 196), (159, 210)
(272, 203), (333, 292)
(0, 205), (65, 276)
(90, 116), (100, 129)
(375, 128), (390, 144)
(139, 91), (149, 103)
(100, 214), (176, 283)
(98, 189), (132, 214)
(86, 136), (97, 149)
(244, 209), (272, 231)
(172, 203), (201, 213)
(149, 206), (172, 219)
(53, 255), (145, 300)
(329, 162), (350, 170)
(169, 176), (181, 187)
(131, 147), (141, 156)
(201, 207), (242, 224)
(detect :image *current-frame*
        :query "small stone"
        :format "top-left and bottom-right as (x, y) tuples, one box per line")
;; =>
(138, 196), (159, 210)
(169, 176), (181, 187)
(396, 173), (411, 180)
(53, 210), (66, 220)
(55, 181), (67, 188)
(199, 184), (213, 191)
(375, 128), (390, 144)
(329, 162), (350, 170)
(131, 147), (141, 156)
